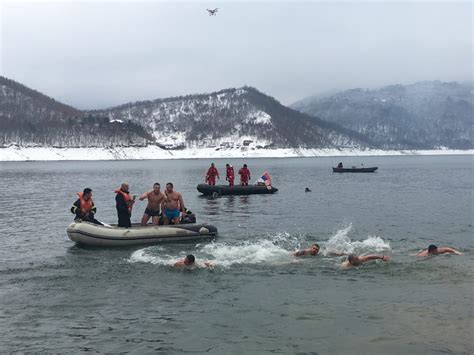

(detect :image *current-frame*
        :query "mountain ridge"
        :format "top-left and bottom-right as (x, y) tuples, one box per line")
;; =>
(291, 80), (473, 149)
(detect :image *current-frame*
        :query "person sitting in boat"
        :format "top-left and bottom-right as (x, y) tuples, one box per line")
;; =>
(238, 164), (251, 186)
(340, 254), (390, 269)
(71, 188), (103, 225)
(225, 163), (235, 186)
(162, 182), (186, 225)
(139, 182), (166, 226)
(337, 162), (343, 168)
(415, 244), (462, 257)
(205, 163), (219, 186)
(115, 183), (135, 228)
(294, 243), (320, 257)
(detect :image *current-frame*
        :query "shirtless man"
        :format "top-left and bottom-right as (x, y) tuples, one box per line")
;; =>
(415, 244), (462, 257)
(139, 183), (166, 226)
(294, 244), (320, 257)
(174, 254), (215, 269)
(174, 254), (196, 267)
(340, 254), (390, 269)
(162, 182), (186, 225)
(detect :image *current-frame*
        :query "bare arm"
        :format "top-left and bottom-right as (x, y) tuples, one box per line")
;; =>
(139, 191), (150, 201)
(178, 193), (186, 213)
(359, 255), (390, 263)
(439, 247), (462, 255)
(293, 250), (306, 257)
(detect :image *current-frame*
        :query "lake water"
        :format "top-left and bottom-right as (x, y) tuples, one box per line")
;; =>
(0, 155), (473, 354)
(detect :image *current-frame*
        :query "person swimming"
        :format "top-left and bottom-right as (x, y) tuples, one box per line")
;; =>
(174, 254), (214, 269)
(340, 254), (390, 269)
(294, 243), (320, 257)
(415, 244), (462, 256)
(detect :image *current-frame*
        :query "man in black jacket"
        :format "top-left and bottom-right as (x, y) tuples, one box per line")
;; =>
(115, 183), (135, 228)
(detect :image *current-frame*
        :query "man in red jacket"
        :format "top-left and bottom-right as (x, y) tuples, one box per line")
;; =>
(238, 164), (251, 186)
(225, 163), (235, 186)
(205, 163), (219, 185)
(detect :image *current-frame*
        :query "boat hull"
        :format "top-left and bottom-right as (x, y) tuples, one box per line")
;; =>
(67, 221), (218, 247)
(197, 184), (278, 196)
(333, 167), (378, 173)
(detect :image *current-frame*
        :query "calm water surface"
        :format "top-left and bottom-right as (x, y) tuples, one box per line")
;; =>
(0, 155), (473, 354)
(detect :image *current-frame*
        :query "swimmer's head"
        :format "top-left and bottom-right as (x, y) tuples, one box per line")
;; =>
(311, 244), (320, 255)
(428, 244), (438, 254)
(184, 254), (195, 265)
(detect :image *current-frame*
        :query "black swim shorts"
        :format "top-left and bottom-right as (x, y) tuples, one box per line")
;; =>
(144, 208), (160, 217)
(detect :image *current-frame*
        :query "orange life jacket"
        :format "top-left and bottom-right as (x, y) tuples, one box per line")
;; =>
(77, 192), (94, 214)
(115, 188), (133, 212)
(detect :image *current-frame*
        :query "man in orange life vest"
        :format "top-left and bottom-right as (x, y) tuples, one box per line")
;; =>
(225, 163), (235, 186)
(70, 188), (103, 225)
(115, 183), (135, 228)
(205, 163), (219, 185)
(238, 164), (251, 186)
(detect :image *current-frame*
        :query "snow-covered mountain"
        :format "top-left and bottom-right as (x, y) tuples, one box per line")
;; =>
(0, 76), (151, 147)
(91, 86), (372, 150)
(0, 76), (371, 150)
(291, 81), (473, 149)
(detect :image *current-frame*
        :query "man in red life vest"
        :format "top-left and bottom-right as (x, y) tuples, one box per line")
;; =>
(115, 183), (135, 228)
(225, 163), (235, 186)
(238, 164), (251, 186)
(205, 163), (219, 185)
(70, 188), (102, 225)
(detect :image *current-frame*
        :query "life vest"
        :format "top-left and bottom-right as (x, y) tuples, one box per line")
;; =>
(239, 167), (250, 180)
(115, 188), (134, 212)
(77, 192), (94, 214)
(226, 166), (234, 179)
(207, 167), (219, 178)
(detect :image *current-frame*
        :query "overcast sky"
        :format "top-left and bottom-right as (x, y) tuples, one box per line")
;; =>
(1, 0), (472, 109)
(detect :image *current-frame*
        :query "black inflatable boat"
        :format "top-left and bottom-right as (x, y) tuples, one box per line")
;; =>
(197, 184), (278, 196)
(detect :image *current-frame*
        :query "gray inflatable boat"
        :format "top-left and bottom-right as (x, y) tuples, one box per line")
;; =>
(67, 221), (218, 247)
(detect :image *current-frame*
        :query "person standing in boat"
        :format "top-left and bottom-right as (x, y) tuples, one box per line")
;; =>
(115, 183), (135, 228)
(225, 163), (235, 186)
(238, 164), (251, 186)
(337, 162), (343, 168)
(162, 182), (186, 225)
(139, 182), (166, 226)
(205, 163), (219, 186)
(71, 188), (103, 225)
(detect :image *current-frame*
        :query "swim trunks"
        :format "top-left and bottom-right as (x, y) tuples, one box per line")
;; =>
(144, 208), (160, 217)
(164, 208), (180, 220)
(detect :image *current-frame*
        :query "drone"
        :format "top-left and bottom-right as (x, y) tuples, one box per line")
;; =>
(206, 8), (218, 16)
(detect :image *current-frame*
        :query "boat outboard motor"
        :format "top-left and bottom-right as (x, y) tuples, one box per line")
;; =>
(181, 210), (197, 224)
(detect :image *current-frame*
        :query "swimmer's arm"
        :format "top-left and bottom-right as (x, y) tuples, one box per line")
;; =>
(204, 261), (215, 269)
(293, 250), (305, 257)
(440, 247), (463, 255)
(414, 250), (428, 257)
(360, 255), (390, 262)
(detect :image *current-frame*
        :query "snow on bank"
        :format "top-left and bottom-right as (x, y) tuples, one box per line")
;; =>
(0, 146), (472, 162)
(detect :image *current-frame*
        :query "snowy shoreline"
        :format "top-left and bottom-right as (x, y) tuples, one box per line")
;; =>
(0, 146), (472, 162)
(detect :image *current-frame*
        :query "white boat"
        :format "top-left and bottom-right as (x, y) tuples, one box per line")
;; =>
(67, 221), (218, 247)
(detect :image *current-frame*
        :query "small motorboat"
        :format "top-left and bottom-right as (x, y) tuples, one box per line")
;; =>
(197, 184), (278, 196)
(332, 166), (378, 173)
(67, 221), (218, 247)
